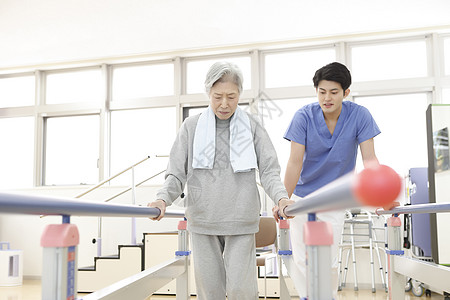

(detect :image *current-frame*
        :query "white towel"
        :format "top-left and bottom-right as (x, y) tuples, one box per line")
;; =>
(192, 106), (257, 173)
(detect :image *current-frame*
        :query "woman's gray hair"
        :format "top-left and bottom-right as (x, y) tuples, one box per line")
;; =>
(204, 61), (244, 95)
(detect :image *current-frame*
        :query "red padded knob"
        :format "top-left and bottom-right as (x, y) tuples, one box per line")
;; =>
(353, 164), (402, 207)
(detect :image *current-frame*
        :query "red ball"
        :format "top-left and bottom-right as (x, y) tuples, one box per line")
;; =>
(353, 165), (402, 207)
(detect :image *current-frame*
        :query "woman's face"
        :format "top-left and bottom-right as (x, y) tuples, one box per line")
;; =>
(209, 80), (240, 120)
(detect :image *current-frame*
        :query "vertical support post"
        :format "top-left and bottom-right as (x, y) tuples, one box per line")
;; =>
(304, 213), (333, 300)
(386, 214), (405, 300)
(97, 216), (102, 257)
(175, 218), (190, 300)
(277, 218), (292, 300)
(131, 167), (137, 245)
(40, 215), (79, 300)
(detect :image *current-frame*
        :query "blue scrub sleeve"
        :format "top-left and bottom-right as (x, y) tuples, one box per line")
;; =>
(284, 110), (307, 145)
(356, 106), (381, 144)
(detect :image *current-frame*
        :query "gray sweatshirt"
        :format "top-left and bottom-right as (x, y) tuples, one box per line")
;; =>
(156, 112), (288, 235)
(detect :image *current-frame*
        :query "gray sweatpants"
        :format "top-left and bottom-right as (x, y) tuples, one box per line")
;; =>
(190, 232), (258, 300)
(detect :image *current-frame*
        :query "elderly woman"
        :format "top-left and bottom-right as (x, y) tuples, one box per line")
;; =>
(148, 61), (289, 300)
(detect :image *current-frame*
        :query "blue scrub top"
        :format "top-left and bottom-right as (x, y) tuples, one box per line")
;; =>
(284, 101), (380, 197)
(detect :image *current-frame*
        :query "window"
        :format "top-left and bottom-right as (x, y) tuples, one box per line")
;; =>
(110, 107), (176, 185)
(259, 98), (316, 179)
(112, 63), (174, 100)
(443, 89), (450, 104)
(0, 117), (34, 189)
(350, 39), (428, 82)
(44, 115), (100, 185)
(0, 75), (35, 108)
(186, 57), (251, 94)
(264, 48), (336, 88)
(444, 37), (450, 76)
(46, 69), (102, 104)
(354, 93), (429, 176)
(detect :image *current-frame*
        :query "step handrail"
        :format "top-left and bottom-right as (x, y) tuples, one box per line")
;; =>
(103, 169), (165, 203)
(75, 156), (151, 198)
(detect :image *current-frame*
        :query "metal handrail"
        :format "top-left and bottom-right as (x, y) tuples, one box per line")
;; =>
(284, 165), (401, 217)
(104, 170), (165, 203)
(0, 191), (184, 218)
(376, 202), (450, 215)
(82, 155), (168, 254)
(75, 156), (151, 198)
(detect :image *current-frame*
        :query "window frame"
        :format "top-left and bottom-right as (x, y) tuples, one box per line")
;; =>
(0, 32), (449, 188)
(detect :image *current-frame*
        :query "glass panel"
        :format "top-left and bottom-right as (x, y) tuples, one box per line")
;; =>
(45, 115), (100, 185)
(443, 88), (450, 104)
(351, 40), (427, 81)
(0, 117), (34, 189)
(46, 69), (102, 104)
(259, 97), (316, 180)
(264, 48), (336, 88)
(445, 37), (450, 76)
(186, 57), (251, 94)
(112, 63), (174, 100)
(0, 76), (35, 108)
(354, 93), (429, 176)
(110, 107), (176, 185)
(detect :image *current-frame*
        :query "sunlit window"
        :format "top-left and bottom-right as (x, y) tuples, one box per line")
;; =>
(0, 76), (35, 108)
(110, 107), (176, 185)
(264, 48), (336, 88)
(112, 63), (174, 100)
(443, 89), (450, 104)
(0, 117), (34, 189)
(351, 40), (428, 82)
(444, 37), (450, 76)
(186, 57), (251, 94)
(46, 69), (102, 104)
(258, 98), (316, 180)
(44, 115), (100, 185)
(354, 93), (429, 176)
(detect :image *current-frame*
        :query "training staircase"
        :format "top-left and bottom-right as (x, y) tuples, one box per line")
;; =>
(77, 232), (181, 294)
(78, 244), (144, 293)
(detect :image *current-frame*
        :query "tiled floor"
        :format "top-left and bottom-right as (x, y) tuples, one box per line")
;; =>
(0, 279), (446, 299)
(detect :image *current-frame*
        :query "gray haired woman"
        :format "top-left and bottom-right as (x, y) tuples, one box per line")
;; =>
(148, 61), (290, 300)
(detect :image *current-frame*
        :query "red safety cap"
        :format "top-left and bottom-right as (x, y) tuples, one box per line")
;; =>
(178, 220), (187, 230)
(279, 219), (290, 229)
(353, 164), (402, 207)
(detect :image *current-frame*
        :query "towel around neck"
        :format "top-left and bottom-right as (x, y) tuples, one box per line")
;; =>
(192, 106), (257, 173)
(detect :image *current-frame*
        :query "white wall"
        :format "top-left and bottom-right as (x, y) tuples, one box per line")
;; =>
(1, 0), (450, 70)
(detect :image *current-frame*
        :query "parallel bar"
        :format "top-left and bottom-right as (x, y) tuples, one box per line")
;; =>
(81, 256), (187, 300)
(0, 191), (184, 218)
(393, 255), (450, 293)
(284, 173), (355, 216)
(284, 165), (402, 217)
(376, 202), (450, 215)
